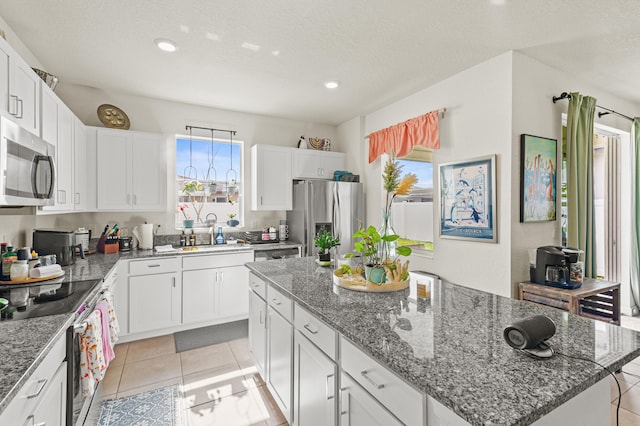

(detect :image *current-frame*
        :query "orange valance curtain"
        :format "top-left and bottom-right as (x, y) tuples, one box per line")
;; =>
(368, 110), (440, 163)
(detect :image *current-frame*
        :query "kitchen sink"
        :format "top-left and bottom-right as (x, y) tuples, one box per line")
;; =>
(154, 244), (252, 254)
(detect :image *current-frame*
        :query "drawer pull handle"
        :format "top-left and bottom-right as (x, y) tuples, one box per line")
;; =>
(325, 374), (335, 400)
(272, 298), (281, 306)
(303, 323), (319, 334)
(361, 370), (384, 389)
(340, 388), (350, 425)
(259, 309), (265, 325)
(25, 378), (48, 398)
(147, 264), (161, 268)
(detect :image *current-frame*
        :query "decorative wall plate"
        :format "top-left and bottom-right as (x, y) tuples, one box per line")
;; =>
(97, 104), (131, 129)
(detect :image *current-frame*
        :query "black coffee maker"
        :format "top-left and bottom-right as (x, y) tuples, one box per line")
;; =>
(531, 246), (582, 289)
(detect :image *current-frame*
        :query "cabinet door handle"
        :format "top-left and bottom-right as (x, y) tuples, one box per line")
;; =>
(17, 98), (23, 118)
(303, 323), (318, 335)
(271, 298), (281, 306)
(259, 308), (265, 324)
(75, 192), (80, 205)
(172, 277), (176, 288)
(260, 196), (263, 205)
(220, 272), (224, 282)
(340, 388), (349, 425)
(361, 369), (384, 389)
(9, 95), (16, 115)
(25, 378), (48, 398)
(325, 374), (335, 400)
(132, 194), (137, 205)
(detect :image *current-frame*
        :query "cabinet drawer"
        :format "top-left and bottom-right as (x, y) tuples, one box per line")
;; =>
(249, 273), (266, 299)
(294, 303), (336, 360)
(182, 252), (254, 270)
(0, 334), (66, 422)
(268, 284), (292, 322)
(340, 336), (424, 426)
(129, 257), (179, 275)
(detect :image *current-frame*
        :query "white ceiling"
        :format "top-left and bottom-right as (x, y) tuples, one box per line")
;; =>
(1, 1), (639, 125)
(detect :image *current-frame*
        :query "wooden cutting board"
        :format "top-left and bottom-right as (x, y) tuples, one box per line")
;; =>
(0, 271), (65, 285)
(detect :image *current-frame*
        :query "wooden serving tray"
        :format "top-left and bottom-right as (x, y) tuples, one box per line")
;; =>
(332, 273), (409, 292)
(1, 271), (65, 285)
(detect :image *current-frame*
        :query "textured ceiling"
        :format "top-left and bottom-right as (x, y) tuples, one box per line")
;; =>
(1, 0), (639, 125)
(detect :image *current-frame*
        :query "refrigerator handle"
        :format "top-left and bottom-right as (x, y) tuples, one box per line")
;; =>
(333, 183), (340, 245)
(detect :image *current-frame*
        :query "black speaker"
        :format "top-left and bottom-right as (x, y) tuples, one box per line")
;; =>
(503, 315), (556, 350)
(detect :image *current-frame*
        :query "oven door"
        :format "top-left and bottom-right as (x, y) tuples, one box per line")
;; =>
(0, 116), (55, 206)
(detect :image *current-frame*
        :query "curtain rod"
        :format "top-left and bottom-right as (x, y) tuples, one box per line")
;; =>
(552, 92), (634, 121)
(185, 125), (237, 135)
(364, 108), (446, 140)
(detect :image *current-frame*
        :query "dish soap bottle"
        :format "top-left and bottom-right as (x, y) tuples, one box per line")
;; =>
(215, 227), (225, 245)
(180, 231), (187, 247)
(189, 230), (196, 246)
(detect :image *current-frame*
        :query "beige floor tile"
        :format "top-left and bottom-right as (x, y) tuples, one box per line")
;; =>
(125, 334), (176, 363)
(612, 403), (640, 426)
(253, 385), (287, 426)
(118, 352), (182, 392)
(611, 375), (634, 402)
(101, 393), (116, 401)
(116, 376), (183, 399)
(630, 355), (640, 367)
(622, 362), (640, 378)
(241, 365), (266, 389)
(110, 343), (129, 367)
(618, 384), (640, 416)
(617, 371), (640, 386)
(184, 387), (268, 426)
(182, 363), (254, 408)
(101, 363), (123, 396)
(231, 338), (255, 369)
(181, 342), (238, 376)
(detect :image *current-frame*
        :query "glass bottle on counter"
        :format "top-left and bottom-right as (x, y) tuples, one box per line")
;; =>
(215, 227), (225, 245)
(189, 230), (196, 246)
(180, 231), (187, 247)
(1, 246), (17, 280)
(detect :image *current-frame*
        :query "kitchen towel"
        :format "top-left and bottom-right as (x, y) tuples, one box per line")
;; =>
(95, 300), (115, 366)
(102, 291), (120, 347)
(80, 310), (107, 397)
(29, 264), (63, 278)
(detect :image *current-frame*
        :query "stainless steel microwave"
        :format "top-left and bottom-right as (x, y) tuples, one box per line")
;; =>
(0, 116), (55, 206)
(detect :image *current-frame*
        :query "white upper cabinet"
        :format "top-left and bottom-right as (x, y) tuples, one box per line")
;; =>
(0, 36), (40, 135)
(251, 144), (292, 211)
(40, 83), (58, 146)
(95, 127), (166, 211)
(292, 150), (345, 180)
(73, 117), (88, 210)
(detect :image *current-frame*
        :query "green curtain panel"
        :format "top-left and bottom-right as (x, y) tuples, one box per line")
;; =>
(631, 119), (640, 307)
(566, 92), (597, 278)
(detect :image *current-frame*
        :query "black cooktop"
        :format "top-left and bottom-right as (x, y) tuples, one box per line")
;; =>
(0, 279), (101, 321)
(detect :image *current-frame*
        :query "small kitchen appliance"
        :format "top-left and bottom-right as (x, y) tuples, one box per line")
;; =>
(33, 229), (83, 266)
(531, 246), (582, 289)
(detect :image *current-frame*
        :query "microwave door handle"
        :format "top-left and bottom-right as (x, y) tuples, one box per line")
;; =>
(31, 155), (55, 198)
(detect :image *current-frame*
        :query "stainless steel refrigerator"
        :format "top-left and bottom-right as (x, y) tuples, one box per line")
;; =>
(287, 180), (365, 257)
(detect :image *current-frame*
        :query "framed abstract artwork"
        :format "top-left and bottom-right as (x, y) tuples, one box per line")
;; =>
(439, 155), (497, 242)
(520, 134), (557, 222)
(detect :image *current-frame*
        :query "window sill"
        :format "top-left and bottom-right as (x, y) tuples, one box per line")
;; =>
(409, 247), (434, 260)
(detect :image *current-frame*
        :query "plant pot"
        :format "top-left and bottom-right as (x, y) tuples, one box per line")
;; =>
(183, 219), (194, 228)
(318, 253), (331, 262)
(227, 219), (239, 227)
(364, 264), (386, 284)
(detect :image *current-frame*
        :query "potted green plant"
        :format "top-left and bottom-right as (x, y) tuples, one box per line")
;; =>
(348, 225), (412, 284)
(227, 213), (239, 227)
(314, 231), (340, 264)
(182, 179), (205, 224)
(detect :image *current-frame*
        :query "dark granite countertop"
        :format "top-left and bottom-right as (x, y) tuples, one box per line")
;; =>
(0, 244), (260, 415)
(246, 257), (640, 426)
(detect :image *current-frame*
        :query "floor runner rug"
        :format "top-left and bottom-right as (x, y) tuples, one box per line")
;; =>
(98, 385), (184, 426)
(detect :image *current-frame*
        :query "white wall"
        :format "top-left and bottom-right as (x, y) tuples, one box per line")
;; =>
(360, 52), (515, 296)
(511, 51), (640, 305)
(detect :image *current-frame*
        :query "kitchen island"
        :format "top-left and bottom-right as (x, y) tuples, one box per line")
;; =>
(246, 257), (640, 425)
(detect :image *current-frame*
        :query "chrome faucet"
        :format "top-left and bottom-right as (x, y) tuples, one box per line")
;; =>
(206, 213), (218, 245)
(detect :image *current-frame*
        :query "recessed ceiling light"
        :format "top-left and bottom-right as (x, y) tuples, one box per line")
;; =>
(206, 32), (220, 41)
(324, 81), (339, 89)
(271, 50), (280, 57)
(155, 38), (177, 52)
(180, 25), (190, 33)
(241, 42), (260, 51)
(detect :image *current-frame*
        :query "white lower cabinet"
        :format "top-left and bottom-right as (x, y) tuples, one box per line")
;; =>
(293, 330), (337, 426)
(267, 307), (292, 423)
(249, 286), (267, 377)
(128, 258), (181, 335)
(31, 361), (67, 426)
(182, 268), (217, 324)
(339, 373), (402, 426)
